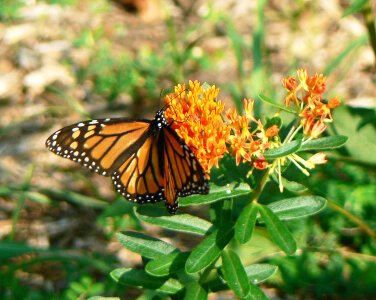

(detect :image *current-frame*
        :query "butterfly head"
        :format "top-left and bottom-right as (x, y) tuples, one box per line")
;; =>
(155, 108), (169, 129)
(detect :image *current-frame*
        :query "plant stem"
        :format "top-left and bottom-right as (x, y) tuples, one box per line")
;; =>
(303, 247), (376, 261)
(250, 164), (273, 204)
(10, 165), (35, 240)
(283, 118), (301, 145)
(362, 1), (376, 67)
(327, 200), (376, 239)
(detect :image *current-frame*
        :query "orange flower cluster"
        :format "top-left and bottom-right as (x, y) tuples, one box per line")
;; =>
(165, 81), (280, 173)
(226, 99), (279, 170)
(164, 81), (230, 174)
(165, 71), (338, 176)
(282, 69), (341, 138)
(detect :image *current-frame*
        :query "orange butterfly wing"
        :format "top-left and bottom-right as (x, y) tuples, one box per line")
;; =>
(46, 110), (209, 214)
(162, 127), (209, 213)
(46, 118), (151, 176)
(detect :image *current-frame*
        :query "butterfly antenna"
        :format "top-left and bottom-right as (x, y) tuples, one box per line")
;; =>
(163, 88), (189, 109)
(163, 88), (190, 124)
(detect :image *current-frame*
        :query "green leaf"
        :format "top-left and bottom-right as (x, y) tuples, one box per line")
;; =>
(100, 199), (133, 217)
(145, 252), (190, 277)
(258, 205), (297, 255)
(210, 198), (234, 229)
(183, 282), (208, 300)
(0, 241), (42, 259)
(258, 94), (296, 113)
(235, 202), (259, 244)
(299, 135), (348, 151)
(185, 228), (234, 274)
(221, 250), (251, 298)
(333, 106), (376, 165)
(263, 140), (302, 159)
(180, 183), (251, 207)
(135, 290), (167, 300)
(205, 264), (277, 294)
(265, 116), (282, 130)
(342, 0), (369, 18)
(0, 186), (13, 196)
(70, 282), (85, 294)
(111, 268), (183, 294)
(271, 175), (308, 193)
(244, 284), (269, 300)
(135, 207), (213, 236)
(324, 35), (368, 75)
(205, 274), (229, 292)
(245, 263), (278, 284)
(24, 191), (51, 205)
(116, 231), (178, 259)
(87, 297), (120, 300)
(43, 189), (108, 209)
(236, 227), (280, 265)
(262, 196), (327, 220)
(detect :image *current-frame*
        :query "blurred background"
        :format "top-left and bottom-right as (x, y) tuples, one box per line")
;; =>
(0, 0), (375, 299)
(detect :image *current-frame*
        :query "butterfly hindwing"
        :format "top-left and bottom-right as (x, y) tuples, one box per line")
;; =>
(111, 134), (165, 205)
(163, 127), (209, 213)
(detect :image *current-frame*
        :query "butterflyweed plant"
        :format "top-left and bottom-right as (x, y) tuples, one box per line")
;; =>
(109, 71), (347, 299)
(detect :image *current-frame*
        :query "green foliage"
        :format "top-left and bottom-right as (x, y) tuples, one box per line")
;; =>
(263, 140), (302, 159)
(64, 276), (105, 300)
(0, 0), (25, 21)
(342, 0), (369, 18)
(258, 94), (296, 114)
(221, 249), (251, 297)
(235, 202), (258, 243)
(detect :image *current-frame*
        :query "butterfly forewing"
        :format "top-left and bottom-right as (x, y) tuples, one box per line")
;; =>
(46, 118), (150, 176)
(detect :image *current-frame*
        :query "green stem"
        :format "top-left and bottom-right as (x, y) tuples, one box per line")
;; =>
(250, 164), (273, 204)
(327, 200), (376, 239)
(283, 118), (301, 145)
(361, 1), (376, 67)
(10, 193), (26, 240)
(10, 165), (35, 240)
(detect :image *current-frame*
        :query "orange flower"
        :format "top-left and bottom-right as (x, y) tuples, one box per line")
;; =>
(226, 99), (279, 169)
(227, 131), (250, 165)
(283, 69), (341, 139)
(308, 152), (328, 165)
(306, 73), (326, 95)
(164, 80), (230, 174)
(297, 68), (308, 83)
(310, 121), (327, 138)
(328, 96), (341, 108)
(282, 77), (297, 92)
(254, 159), (268, 170)
(243, 98), (257, 122)
(266, 125), (280, 138)
(301, 116), (315, 136)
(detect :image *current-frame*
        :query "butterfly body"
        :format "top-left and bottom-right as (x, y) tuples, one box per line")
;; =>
(46, 108), (209, 213)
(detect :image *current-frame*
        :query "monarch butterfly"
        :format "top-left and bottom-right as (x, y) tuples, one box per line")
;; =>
(45, 108), (209, 214)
